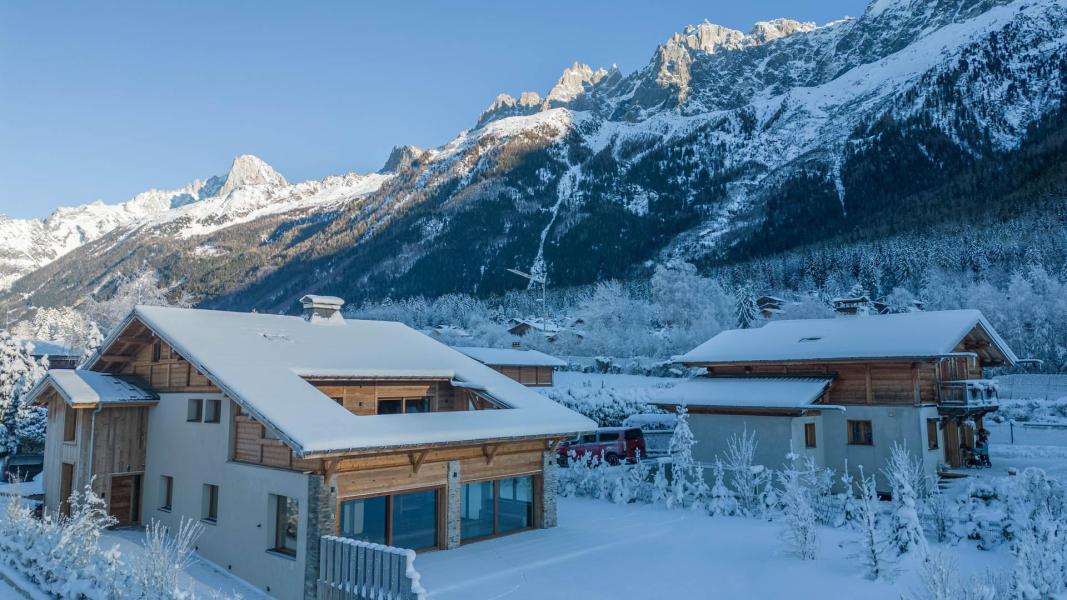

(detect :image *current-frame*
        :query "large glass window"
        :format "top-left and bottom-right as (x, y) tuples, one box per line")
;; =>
(498, 477), (534, 533)
(338, 490), (438, 550)
(377, 397), (432, 415)
(459, 476), (535, 542)
(338, 496), (387, 545)
(460, 481), (495, 539)
(391, 490), (437, 550)
(272, 495), (299, 556)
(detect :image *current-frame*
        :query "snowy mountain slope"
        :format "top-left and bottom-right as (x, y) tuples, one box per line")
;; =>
(0, 154), (391, 289)
(5, 0), (1067, 314)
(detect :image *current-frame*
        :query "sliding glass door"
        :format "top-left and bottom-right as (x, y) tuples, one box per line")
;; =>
(338, 489), (439, 550)
(459, 476), (535, 542)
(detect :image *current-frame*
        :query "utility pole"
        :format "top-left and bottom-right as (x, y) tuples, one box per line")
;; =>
(507, 268), (548, 337)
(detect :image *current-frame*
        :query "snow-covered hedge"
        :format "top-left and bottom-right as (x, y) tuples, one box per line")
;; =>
(0, 485), (226, 599)
(542, 382), (662, 427)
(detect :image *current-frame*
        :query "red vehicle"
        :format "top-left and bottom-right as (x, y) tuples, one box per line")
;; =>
(557, 427), (646, 466)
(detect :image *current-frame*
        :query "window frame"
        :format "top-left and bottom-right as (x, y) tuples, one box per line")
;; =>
(203, 398), (222, 424)
(337, 487), (443, 551)
(202, 483), (219, 524)
(927, 418), (940, 450)
(847, 420), (874, 446)
(376, 397), (433, 416)
(459, 475), (537, 544)
(187, 399), (204, 423)
(151, 340), (162, 363)
(804, 422), (817, 448)
(160, 475), (173, 512)
(62, 404), (78, 442)
(271, 494), (299, 557)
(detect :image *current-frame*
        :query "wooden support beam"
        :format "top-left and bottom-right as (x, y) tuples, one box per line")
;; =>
(409, 450), (429, 474)
(483, 443), (501, 465)
(98, 354), (134, 363)
(864, 364), (873, 405)
(546, 438), (563, 453)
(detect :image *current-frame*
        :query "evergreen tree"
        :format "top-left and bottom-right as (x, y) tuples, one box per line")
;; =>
(883, 443), (928, 556)
(666, 405), (708, 509)
(777, 451), (818, 560)
(734, 285), (759, 329)
(0, 332), (47, 456)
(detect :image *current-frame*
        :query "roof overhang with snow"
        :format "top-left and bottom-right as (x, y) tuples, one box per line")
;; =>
(453, 346), (567, 368)
(677, 310), (1017, 367)
(85, 306), (594, 457)
(652, 377), (834, 413)
(26, 369), (158, 408)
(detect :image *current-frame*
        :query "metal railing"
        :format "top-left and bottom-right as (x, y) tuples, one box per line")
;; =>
(318, 536), (427, 600)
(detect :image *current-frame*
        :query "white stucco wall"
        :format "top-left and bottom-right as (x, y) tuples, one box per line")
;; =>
(822, 405), (943, 493)
(687, 413), (827, 472)
(142, 393), (311, 600)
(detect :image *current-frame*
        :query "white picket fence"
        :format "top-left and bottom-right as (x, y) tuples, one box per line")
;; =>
(317, 536), (427, 600)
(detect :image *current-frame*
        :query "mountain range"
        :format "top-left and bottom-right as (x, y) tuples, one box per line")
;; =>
(4, 0), (1067, 315)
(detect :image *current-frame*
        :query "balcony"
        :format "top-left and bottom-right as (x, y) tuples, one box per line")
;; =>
(939, 379), (999, 413)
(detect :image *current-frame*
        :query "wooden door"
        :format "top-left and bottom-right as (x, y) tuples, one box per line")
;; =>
(108, 475), (140, 526)
(59, 463), (74, 517)
(943, 421), (960, 468)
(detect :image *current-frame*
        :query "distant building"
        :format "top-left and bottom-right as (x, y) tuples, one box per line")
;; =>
(26, 340), (79, 369)
(454, 346), (567, 387)
(755, 296), (786, 320)
(660, 309), (1016, 491)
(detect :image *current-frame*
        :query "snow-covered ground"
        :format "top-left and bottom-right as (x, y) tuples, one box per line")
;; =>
(418, 428), (1067, 599)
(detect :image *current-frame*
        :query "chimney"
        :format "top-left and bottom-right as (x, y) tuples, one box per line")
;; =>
(300, 295), (345, 324)
(512, 341), (522, 350)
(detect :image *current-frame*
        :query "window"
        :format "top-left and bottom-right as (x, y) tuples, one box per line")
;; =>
(338, 489), (439, 550)
(376, 397), (432, 415)
(598, 432), (619, 442)
(927, 419), (939, 450)
(272, 495), (299, 556)
(203, 399), (221, 424)
(187, 399), (203, 422)
(160, 476), (173, 511)
(459, 476), (535, 542)
(202, 484), (219, 523)
(847, 420), (874, 445)
(63, 405), (77, 442)
(151, 340), (162, 362)
(804, 423), (817, 448)
(580, 433), (597, 444)
(798, 336), (822, 342)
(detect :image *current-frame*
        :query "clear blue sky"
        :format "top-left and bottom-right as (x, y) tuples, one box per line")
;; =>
(0, 1), (868, 219)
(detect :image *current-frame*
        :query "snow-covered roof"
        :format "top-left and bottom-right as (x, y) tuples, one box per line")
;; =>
(677, 310), (1017, 365)
(653, 377), (833, 409)
(26, 369), (157, 407)
(89, 306), (594, 456)
(24, 339), (78, 358)
(454, 347), (567, 368)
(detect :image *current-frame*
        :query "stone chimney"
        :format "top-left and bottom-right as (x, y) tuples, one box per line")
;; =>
(300, 295), (345, 324)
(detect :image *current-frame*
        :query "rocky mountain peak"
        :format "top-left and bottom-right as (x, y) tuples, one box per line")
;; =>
(546, 62), (610, 105)
(747, 19), (817, 45)
(380, 144), (424, 173)
(218, 155), (288, 197)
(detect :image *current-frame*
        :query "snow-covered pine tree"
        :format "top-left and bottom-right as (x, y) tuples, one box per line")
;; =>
(854, 469), (894, 580)
(777, 451), (818, 559)
(623, 450), (653, 504)
(666, 405), (708, 510)
(734, 284), (759, 329)
(925, 483), (954, 544)
(0, 332), (47, 456)
(836, 460), (859, 528)
(883, 443), (927, 556)
(707, 459), (737, 517)
(1008, 467), (1067, 598)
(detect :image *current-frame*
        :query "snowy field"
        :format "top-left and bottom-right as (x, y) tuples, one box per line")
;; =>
(418, 434), (1067, 600)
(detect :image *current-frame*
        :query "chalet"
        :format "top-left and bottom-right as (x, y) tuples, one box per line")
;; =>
(454, 346), (567, 387)
(28, 296), (594, 600)
(26, 339), (80, 369)
(658, 310), (1016, 491)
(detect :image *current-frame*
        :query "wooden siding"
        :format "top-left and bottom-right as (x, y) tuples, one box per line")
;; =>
(492, 366), (553, 387)
(94, 319), (217, 393)
(706, 360), (942, 406)
(231, 403), (319, 471)
(306, 379), (469, 415)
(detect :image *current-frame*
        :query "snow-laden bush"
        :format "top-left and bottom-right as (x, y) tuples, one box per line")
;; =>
(0, 484), (228, 599)
(1007, 467), (1067, 599)
(777, 453), (818, 560)
(722, 428), (772, 517)
(707, 460), (737, 517)
(853, 470), (895, 581)
(883, 443), (927, 556)
(541, 382), (662, 427)
(664, 406), (708, 510)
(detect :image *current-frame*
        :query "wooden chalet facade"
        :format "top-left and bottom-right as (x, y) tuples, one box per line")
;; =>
(453, 346), (568, 387)
(660, 310), (1017, 487)
(32, 296), (593, 600)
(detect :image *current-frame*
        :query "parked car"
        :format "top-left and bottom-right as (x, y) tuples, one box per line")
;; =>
(557, 427), (646, 466)
(4, 453), (43, 483)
